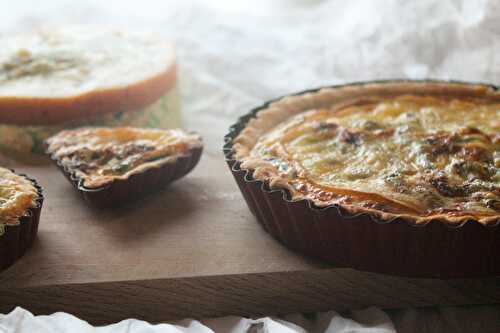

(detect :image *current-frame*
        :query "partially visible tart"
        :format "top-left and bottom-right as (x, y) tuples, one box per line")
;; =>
(0, 167), (43, 271)
(225, 80), (500, 277)
(46, 127), (203, 207)
(0, 26), (179, 154)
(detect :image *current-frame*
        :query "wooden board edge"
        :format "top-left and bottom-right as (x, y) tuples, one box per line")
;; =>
(0, 268), (499, 325)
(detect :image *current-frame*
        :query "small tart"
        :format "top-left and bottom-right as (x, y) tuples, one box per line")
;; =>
(0, 168), (43, 271)
(0, 26), (176, 125)
(46, 127), (202, 206)
(0, 168), (38, 225)
(226, 81), (500, 277)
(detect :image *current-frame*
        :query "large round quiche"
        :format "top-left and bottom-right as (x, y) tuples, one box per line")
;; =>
(225, 81), (500, 278)
(0, 26), (179, 153)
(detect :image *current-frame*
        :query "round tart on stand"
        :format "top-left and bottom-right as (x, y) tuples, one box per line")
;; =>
(224, 80), (500, 278)
(0, 168), (43, 271)
(0, 26), (179, 154)
(46, 127), (203, 207)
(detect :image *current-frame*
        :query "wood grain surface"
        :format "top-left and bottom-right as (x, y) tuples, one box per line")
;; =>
(1, 268), (500, 325)
(0, 151), (499, 325)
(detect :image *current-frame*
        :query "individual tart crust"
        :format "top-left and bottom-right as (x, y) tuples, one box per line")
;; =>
(225, 80), (500, 278)
(0, 168), (43, 271)
(46, 127), (203, 207)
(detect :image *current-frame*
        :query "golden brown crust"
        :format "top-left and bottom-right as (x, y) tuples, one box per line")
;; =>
(0, 63), (176, 126)
(0, 167), (39, 226)
(46, 127), (203, 189)
(233, 82), (500, 226)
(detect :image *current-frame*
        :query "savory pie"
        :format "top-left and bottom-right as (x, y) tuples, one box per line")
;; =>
(226, 81), (499, 277)
(0, 26), (179, 154)
(46, 127), (202, 206)
(234, 84), (499, 226)
(0, 27), (176, 124)
(0, 168), (43, 271)
(47, 127), (202, 188)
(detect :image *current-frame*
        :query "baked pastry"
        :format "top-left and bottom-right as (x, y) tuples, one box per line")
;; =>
(0, 26), (179, 154)
(0, 168), (43, 271)
(225, 80), (500, 278)
(46, 127), (202, 207)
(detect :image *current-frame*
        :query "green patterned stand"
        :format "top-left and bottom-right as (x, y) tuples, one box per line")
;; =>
(0, 86), (180, 154)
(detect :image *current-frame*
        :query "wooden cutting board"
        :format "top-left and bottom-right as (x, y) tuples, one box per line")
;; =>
(0, 148), (499, 325)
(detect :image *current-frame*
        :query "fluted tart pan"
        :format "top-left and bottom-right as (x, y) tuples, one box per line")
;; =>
(46, 127), (203, 208)
(224, 80), (500, 278)
(49, 146), (202, 208)
(0, 172), (43, 272)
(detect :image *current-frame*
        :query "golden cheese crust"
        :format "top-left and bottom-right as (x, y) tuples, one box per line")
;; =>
(46, 127), (202, 189)
(234, 83), (500, 225)
(0, 167), (38, 226)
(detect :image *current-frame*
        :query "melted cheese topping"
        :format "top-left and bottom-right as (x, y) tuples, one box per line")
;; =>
(0, 167), (38, 226)
(247, 96), (500, 222)
(46, 127), (202, 188)
(0, 27), (174, 97)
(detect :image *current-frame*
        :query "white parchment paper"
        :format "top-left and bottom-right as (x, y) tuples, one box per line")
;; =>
(1, 0), (500, 332)
(0, 307), (396, 333)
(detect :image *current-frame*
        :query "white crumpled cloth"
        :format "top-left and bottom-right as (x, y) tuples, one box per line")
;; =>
(1, 307), (395, 333)
(2, 306), (500, 333)
(1, 0), (500, 332)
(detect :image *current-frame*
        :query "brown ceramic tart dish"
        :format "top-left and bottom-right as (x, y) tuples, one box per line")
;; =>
(46, 127), (203, 207)
(224, 80), (500, 278)
(0, 167), (43, 271)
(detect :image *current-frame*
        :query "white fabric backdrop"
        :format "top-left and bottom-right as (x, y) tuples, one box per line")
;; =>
(1, 307), (398, 333)
(1, 0), (500, 332)
(2, 305), (500, 332)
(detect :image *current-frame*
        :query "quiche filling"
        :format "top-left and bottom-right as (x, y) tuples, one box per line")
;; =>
(241, 96), (500, 223)
(0, 167), (38, 226)
(46, 127), (202, 189)
(0, 27), (175, 97)
(1, 49), (83, 82)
